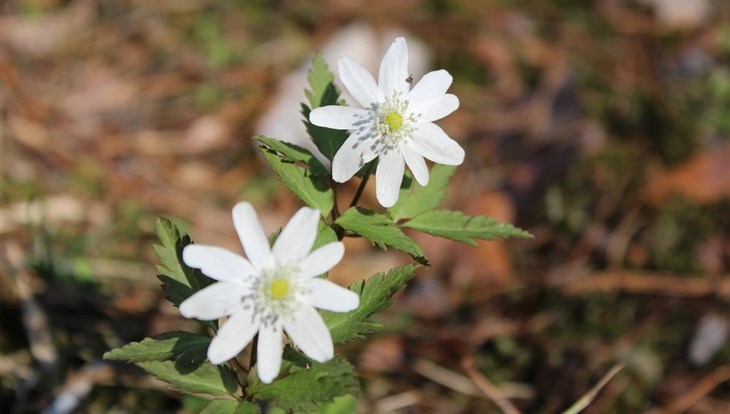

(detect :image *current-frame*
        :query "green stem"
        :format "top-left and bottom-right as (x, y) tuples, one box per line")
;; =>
(330, 178), (340, 222)
(349, 161), (375, 208)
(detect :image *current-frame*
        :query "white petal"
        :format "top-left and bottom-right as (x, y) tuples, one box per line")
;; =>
(403, 148), (429, 186)
(256, 323), (283, 384)
(232, 202), (274, 271)
(272, 207), (319, 264)
(416, 94), (459, 123)
(282, 305), (333, 363)
(309, 106), (370, 130)
(375, 148), (405, 208)
(301, 278), (359, 312)
(331, 127), (381, 182)
(298, 242), (344, 279)
(338, 56), (384, 108)
(207, 307), (259, 364)
(410, 122), (465, 165)
(182, 245), (256, 283)
(378, 37), (409, 97)
(179, 282), (252, 321)
(407, 70), (453, 114)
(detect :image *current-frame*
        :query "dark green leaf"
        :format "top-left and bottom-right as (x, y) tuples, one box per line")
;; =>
(104, 331), (210, 365)
(302, 51), (349, 161)
(154, 218), (214, 307)
(335, 207), (427, 264)
(136, 360), (238, 396)
(201, 400), (261, 414)
(248, 348), (359, 412)
(401, 210), (532, 246)
(259, 147), (334, 216)
(388, 164), (457, 222)
(321, 264), (418, 343)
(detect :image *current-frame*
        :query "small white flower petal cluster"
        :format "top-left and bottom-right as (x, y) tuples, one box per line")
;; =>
(179, 202), (359, 384)
(310, 37), (465, 207)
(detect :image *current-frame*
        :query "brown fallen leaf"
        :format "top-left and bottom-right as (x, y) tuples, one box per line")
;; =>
(454, 191), (517, 289)
(644, 144), (730, 205)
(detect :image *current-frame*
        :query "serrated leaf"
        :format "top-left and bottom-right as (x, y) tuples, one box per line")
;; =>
(302, 51), (348, 161)
(104, 331), (210, 365)
(154, 218), (213, 307)
(388, 164), (457, 222)
(255, 135), (327, 176)
(201, 400), (261, 414)
(334, 207), (427, 265)
(136, 360), (238, 396)
(401, 210), (532, 246)
(248, 348), (359, 412)
(321, 264), (418, 343)
(259, 147), (334, 216)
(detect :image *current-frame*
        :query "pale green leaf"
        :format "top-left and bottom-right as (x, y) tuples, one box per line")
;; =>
(302, 51), (348, 161)
(136, 360), (238, 396)
(248, 348), (359, 412)
(401, 210), (532, 246)
(255, 135), (327, 176)
(259, 147), (334, 216)
(103, 331), (210, 365)
(154, 218), (214, 307)
(320, 395), (359, 414)
(321, 264), (418, 343)
(334, 207), (427, 265)
(200, 400), (261, 414)
(388, 164), (457, 222)
(313, 221), (338, 250)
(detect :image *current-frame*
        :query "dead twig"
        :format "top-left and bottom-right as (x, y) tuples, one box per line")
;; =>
(561, 363), (624, 414)
(461, 356), (521, 414)
(561, 271), (730, 301)
(660, 365), (730, 413)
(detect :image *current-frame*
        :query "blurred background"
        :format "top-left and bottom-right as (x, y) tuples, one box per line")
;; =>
(1, 0), (729, 412)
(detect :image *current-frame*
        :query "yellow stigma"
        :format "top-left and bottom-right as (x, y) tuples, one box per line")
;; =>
(269, 279), (290, 300)
(384, 111), (403, 131)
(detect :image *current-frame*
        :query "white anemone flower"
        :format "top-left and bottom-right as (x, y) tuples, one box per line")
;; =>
(178, 202), (359, 384)
(310, 37), (465, 207)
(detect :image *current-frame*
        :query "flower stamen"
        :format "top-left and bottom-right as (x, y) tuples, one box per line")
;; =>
(374, 93), (417, 144)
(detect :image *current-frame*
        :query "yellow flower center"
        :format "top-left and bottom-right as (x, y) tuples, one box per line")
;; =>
(384, 111), (403, 132)
(268, 279), (290, 300)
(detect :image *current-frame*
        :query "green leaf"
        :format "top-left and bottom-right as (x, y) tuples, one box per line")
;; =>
(136, 360), (238, 396)
(104, 331), (210, 364)
(258, 144), (334, 216)
(319, 395), (359, 414)
(302, 51), (348, 161)
(255, 135), (327, 176)
(321, 264), (418, 343)
(334, 207), (427, 265)
(201, 400), (261, 414)
(388, 164), (457, 222)
(313, 221), (338, 251)
(104, 331), (236, 397)
(154, 218), (214, 307)
(401, 210), (532, 246)
(248, 348), (359, 412)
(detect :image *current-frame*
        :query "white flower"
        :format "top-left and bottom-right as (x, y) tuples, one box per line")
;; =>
(309, 37), (465, 207)
(178, 202), (359, 384)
